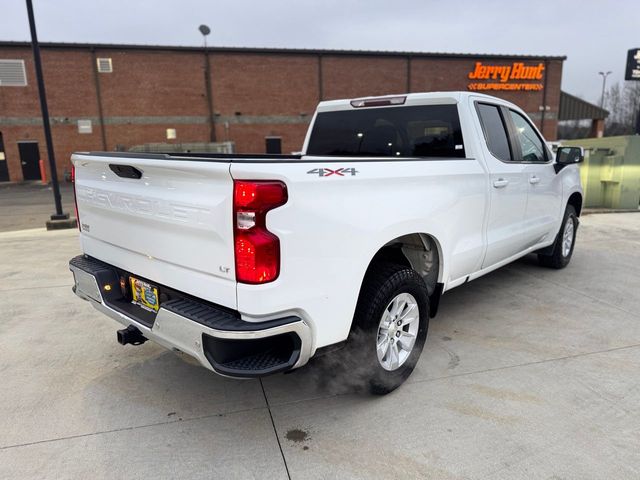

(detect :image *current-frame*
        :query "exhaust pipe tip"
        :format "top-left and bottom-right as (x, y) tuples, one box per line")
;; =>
(117, 325), (147, 346)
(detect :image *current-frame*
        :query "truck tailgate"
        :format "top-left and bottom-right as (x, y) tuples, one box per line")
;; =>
(72, 153), (237, 309)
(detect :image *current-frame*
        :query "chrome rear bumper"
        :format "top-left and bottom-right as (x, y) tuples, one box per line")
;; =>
(69, 255), (312, 378)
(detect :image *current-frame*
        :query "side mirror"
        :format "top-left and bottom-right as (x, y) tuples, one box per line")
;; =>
(555, 146), (584, 173)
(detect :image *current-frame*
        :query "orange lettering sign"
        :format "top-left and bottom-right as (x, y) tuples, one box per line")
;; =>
(468, 62), (545, 91)
(468, 83), (543, 91)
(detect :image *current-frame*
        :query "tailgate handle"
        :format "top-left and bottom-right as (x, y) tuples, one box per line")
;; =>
(109, 164), (142, 179)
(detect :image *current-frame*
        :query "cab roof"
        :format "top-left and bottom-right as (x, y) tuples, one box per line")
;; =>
(316, 91), (518, 112)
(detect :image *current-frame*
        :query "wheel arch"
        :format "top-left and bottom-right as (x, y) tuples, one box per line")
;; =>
(567, 191), (583, 216)
(361, 232), (444, 318)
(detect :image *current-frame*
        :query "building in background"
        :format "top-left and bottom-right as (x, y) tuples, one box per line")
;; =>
(0, 41), (590, 182)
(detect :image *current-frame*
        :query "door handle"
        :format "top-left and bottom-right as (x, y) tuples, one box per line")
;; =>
(109, 164), (143, 179)
(529, 175), (540, 185)
(493, 178), (509, 188)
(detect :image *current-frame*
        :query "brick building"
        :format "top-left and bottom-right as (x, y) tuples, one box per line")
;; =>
(0, 41), (566, 182)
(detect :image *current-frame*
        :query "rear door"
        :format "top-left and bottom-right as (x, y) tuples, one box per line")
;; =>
(73, 153), (237, 309)
(506, 109), (563, 248)
(474, 101), (529, 268)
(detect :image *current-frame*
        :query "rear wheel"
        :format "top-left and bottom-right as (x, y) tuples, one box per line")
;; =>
(538, 205), (577, 269)
(343, 262), (429, 395)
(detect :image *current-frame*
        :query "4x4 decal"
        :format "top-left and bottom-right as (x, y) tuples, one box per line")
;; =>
(307, 167), (358, 177)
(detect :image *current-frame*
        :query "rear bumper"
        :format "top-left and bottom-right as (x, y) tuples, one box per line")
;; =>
(69, 255), (312, 378)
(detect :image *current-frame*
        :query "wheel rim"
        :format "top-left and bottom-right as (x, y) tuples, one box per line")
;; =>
(562, 217), (574, 257)
(376, 292), (419, 371)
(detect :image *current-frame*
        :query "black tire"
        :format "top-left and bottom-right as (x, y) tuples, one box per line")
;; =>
(538, 205), (578, 269)
(342, 262), (430, 395)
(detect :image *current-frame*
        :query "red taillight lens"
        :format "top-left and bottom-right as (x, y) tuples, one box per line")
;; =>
(234, 181), (288, 210)
(233, 180), (287, 284)
(71, 164), (81, 232)
(235, 230), (281, 284)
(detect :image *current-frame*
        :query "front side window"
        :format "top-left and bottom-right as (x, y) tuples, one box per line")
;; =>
(509, 110), (547, 162)
(476, 103), (511, 161)
(306, 105), (465, 158)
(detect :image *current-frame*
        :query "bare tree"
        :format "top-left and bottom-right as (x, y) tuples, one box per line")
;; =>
(605, 81), (640, 135)
(558, 120), (591, 140)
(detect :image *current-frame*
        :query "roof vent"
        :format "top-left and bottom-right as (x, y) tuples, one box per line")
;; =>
(0, 59), (27, 86)
(96, 57), (113, 73)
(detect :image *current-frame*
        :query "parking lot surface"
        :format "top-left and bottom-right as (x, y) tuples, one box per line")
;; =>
(0, 182), (76, 232)
(1, 214), (639, 479)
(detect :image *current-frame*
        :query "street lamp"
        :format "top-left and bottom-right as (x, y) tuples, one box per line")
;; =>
(598, 71), (612, 110)
(199, 24), (216, 142)
(199, 24), (211, 47)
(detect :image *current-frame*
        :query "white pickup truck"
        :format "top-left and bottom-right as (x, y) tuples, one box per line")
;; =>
(69, 92), (583, 394)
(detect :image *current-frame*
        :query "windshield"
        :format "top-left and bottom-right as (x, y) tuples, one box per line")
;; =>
(306, 104), (465, 158)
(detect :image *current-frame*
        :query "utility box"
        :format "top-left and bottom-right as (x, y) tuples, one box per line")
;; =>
(563, 136), (640, 210)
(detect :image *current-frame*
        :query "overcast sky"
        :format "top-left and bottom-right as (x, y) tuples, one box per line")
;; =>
(1, 0), (636, 104)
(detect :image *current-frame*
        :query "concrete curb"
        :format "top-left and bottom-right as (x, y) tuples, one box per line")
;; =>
(582, 208), (640, 215)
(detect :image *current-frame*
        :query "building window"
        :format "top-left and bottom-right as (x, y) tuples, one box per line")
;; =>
(0, 59), (27, 86)
(96, 58), (113, 73)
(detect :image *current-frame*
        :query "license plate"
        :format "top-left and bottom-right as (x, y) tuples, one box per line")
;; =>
(129, 277), (159, 312)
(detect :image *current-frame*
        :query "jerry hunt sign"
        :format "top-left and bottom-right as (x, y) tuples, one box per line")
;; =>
(467, 62), (545, 92)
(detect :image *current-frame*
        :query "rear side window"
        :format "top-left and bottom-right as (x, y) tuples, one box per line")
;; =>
(476, 103), (511, 161)
(306, 105), (465, 158)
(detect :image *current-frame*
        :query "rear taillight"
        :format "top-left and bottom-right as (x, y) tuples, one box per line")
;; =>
(233, 180), (287, 284)
(71, 164), (81, 232)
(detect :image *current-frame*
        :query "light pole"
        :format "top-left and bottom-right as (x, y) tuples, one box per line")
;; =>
(26, 0), (75, 229)
(199, 24), (216, 142)
(598, 71), (612, 110)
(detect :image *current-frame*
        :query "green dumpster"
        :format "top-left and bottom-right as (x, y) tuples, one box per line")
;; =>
(563, 136), (640, 210)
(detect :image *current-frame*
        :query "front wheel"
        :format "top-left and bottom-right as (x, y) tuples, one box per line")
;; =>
(343, 262), (429, 395)
(538, 204), (578, 269)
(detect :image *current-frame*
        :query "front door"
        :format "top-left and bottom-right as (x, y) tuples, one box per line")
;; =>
(506, 109), (563, 248)
(522, 162), (563, 247)
(18, 141), (40, 181)
(474, 101), (529, 269)
(0, 132), (9, 182)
